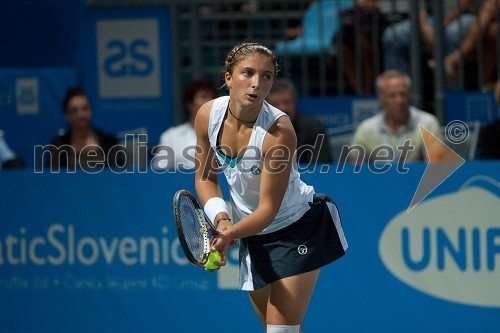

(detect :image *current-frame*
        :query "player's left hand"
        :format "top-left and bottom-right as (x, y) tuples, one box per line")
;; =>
(217, 220), (238, 248)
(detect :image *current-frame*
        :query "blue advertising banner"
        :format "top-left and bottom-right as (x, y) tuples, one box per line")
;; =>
(445, 90), (498, 125)
(297, 90), (499, 135)
(1, 162), (499, 332)
(77, 6), (174, 145)
(0, 68), (80, 165)
(297, 95), (379, 132)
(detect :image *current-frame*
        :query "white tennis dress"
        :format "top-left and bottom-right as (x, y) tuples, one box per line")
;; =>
(207, 96), (314, 235)
(207, 97), (348, 291)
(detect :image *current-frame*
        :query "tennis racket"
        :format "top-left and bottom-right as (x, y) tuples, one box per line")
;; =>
(173, 189), (220, 266)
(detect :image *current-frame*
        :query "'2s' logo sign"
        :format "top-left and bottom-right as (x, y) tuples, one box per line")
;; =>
(97, 18), (161, 97)
(104, 39), (154, 77)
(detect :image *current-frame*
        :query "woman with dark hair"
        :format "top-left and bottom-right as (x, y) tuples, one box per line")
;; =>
(47, 87), (120, 171)
(153, 79), (218, 171)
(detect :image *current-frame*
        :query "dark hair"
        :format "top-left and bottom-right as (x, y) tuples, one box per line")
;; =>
(183, 79), (218, 107)
(62, 87), (89, 114)
(225, 42), (279, 77)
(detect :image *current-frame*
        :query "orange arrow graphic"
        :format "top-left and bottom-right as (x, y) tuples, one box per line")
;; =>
(407, 125), (465, 211)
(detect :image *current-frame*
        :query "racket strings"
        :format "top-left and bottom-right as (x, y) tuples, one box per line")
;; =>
(178, 195), (210, 263)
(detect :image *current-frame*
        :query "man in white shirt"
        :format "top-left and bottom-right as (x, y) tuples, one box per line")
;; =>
(349, 70), (441, 164)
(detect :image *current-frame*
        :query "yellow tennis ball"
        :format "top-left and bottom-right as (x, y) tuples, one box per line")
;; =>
(204, 251), (221, 270)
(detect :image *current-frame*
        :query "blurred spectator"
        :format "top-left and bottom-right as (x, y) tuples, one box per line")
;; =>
(46, 87), (121, 171)
(436, 0), (498, 88)
(210, 0), (259, 13)
(153, 79), (218, 171)
(280, 0), (316, 40)
(335, 0), (390, 94)
(266, 77), (332, 164)
(349, 70), (441, 163)
(496, 79), (500, 106)
(477, 79), (500, 159)
(200, 0), (260, 36)
(0, 131), (25, 170)
(477, 119), (500, 159)
(274, 0), (353, 57)
(382, 0), (475, 76)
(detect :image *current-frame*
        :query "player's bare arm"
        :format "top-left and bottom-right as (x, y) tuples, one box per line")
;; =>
(194, 100), (224, 206)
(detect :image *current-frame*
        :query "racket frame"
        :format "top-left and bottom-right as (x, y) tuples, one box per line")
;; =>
(173, 189), (219, 266)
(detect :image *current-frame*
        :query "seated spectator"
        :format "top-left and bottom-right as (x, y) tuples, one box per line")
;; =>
(279, 0), (316, 40)
(266, 77), (332, 164)
(349, 70), (441, 163)
(434, 0), (498, 88)
(497, 79), (500, 106)
(477, 119), (500, 159)
(46, 87), (121, 171)
(0, 132), (25, 170)
(477, 79), (500, 159)
(382, 0), (475, 78)
(335, 0), (390, 94)
(153, 79), (218, 171)
(274, 0), (353, 57)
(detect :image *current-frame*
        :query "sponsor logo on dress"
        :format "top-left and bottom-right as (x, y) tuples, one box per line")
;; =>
(250, 165), (261, 175)
(298, 245), (308, 255)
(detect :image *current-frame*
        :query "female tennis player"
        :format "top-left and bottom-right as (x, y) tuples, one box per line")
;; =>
(194, 42), (348, 333)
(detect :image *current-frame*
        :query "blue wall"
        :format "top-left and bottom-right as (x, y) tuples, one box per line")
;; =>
(0, 1), (174, 165)
(1, 162), (499, 332)
(0, 0), (83, 68)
